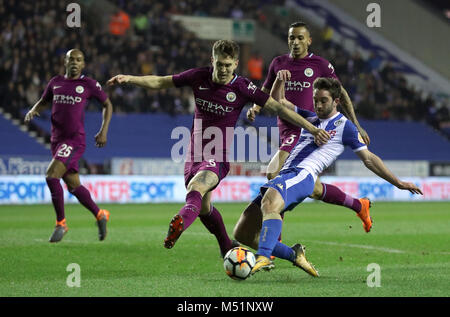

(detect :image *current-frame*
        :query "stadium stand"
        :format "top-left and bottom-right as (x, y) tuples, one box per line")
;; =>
(0, 114), (48, 156)
(339, 119), (450, 161)
(28, 110), (277, 163)
(0, 0), (448, 172)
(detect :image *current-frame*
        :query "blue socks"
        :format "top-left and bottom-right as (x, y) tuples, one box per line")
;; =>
(272, 242), (296, 262)
(257, 219), (283, 258)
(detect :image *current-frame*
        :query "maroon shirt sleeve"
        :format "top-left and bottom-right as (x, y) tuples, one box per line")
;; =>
(241, 78), (270, 107)
(172, 68), (203, 88)
(89, 79), (108, 103)
(41, 77), (56, 102)
(320, 58), (339, 81)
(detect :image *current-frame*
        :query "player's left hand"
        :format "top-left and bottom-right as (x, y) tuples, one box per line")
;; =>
(358, 127), (371, 145)
(276, 70), (291, 82)
(94, 131), (107, 148)
(397, 181), (423, 195)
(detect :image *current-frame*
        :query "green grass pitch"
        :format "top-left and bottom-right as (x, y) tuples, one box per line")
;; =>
(0, 201), (449, 297)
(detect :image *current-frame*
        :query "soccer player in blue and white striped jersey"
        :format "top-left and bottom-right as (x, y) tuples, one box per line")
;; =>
(248, 77), (423, 276)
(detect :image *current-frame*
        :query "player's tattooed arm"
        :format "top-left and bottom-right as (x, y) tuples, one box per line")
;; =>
(246, 87), (270, 122)
(263, 97), (330, 145)
(24, 98), (50, 123)
(356, 149), (423, 195)
(107, 74), (175, 89)
(339, 87), (370, 145)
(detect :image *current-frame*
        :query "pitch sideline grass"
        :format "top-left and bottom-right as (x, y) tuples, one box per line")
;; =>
(0, 202), (449, 297)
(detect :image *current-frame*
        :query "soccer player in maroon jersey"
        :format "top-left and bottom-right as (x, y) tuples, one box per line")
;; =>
(235, 22), (373, 246)
(25, 49), (113, 243)
(107, 40), (330, 257)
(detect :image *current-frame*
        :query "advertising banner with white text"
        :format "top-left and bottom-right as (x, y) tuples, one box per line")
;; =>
(0, 176), (448, 204)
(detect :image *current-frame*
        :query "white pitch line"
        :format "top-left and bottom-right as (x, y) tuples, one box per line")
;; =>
(305, 240), (407, 254)
(33, 238), (78, 243)
(308, 240), (450, 255)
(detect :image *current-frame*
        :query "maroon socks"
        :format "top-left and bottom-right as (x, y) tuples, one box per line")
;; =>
(178, 190), (203, 230)
(178, 191), (233, 255)
(46, 177), (65, 222)
(46, 178), (101, 222)
(199, 205), (233, 256)
(320, 183), (362, 212)
(70, 185), (100, 217)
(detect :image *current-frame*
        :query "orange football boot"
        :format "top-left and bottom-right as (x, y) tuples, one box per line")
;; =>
(357, 198), (372, 232)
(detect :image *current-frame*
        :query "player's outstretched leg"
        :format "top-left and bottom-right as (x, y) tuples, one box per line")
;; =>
(70, 185), (101, 217)
(164, 190), (203, 249)
(291, 244), (319, 277)
(199, 204), (239, 258)
(265, 150), (289, 258)
(316, 182), (362, 212)
(271, 212), (284, 261)
(251, 218), (283, 275)
(315, 181), (373, 232)
(49, 218), (69, 243)
(271, 241), (319, 277)
(66, 173), (111, 240)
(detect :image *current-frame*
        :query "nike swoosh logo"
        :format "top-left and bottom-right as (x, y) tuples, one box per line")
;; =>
(199, 86), (209, 90)
(53, 86), (62, 89)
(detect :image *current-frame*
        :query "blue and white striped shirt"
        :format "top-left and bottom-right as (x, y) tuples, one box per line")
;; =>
(282, 110), (367, 180)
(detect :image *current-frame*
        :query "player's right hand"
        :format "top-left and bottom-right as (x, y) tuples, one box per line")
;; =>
(246, 105), (261, 122)
(24, 110), (39, 123)
(106, 74), (130, 86)
(313, 128), (331, 146)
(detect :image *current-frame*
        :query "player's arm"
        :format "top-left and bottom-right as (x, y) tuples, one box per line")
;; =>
(94, 98), (113, 148)
(106, 74), (175, 89)
(24, 98), (50, 123)
(247, 87), (269, 122)
(262, 97), (330, 145)
(270, 70), (298, 111)
(356, 149), (423, 195)
(339, 87), (370, 145)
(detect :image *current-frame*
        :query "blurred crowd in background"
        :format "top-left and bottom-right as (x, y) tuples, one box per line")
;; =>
(1, 0), (448, 138)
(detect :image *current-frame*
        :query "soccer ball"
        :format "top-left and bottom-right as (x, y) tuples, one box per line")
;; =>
(223, 247), (256, 280)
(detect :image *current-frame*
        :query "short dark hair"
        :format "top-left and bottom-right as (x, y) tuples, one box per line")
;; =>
(313, 77), (342, 100)
(289, 21), (310, 33)
(212, 40), (240, 59)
